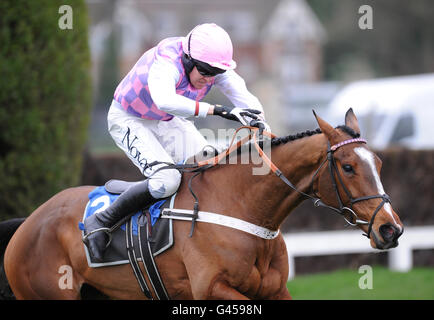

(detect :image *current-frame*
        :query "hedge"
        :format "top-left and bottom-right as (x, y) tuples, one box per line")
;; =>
(0, 0), (92, 219)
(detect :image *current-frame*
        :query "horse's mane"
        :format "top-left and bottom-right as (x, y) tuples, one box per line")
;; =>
(271, 128), (322, 146)
(335, 125), (360, 139)
(270, 125), (360, 147)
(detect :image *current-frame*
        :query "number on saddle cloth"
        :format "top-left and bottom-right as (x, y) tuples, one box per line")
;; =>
(79, 186), (166, 234)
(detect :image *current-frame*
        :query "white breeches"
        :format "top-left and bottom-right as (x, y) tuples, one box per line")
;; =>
(107, 100), (209, 199)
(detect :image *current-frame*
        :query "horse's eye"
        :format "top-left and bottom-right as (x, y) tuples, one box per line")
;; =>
(342, 164), (354, 173)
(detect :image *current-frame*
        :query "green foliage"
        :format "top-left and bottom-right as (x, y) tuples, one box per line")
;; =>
(288, 266), (434, 299)
(0, 0), (92, 219)
(96, 28), (119, 108)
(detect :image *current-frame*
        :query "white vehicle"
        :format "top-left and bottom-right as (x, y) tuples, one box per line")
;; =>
(327, 74), (434, 150)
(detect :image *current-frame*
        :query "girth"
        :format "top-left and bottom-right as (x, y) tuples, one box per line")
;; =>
(125, 213), (169, 300)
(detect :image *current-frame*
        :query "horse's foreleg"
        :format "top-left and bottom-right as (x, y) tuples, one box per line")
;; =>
(188, 267), (250, 299)
(208, 280), (250, 300)
(267, 236), (292, 300)
(269, 286), (292, 300)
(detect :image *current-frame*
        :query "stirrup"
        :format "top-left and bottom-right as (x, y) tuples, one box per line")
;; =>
(82, 227), (113, 249)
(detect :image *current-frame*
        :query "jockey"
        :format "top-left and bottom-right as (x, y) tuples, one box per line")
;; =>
(83, 23), (270, 261)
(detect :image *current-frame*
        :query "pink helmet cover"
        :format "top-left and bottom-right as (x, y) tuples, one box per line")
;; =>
(182, 23), (237, 70)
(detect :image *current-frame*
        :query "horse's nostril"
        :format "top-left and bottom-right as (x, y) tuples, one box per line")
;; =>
(379, 224), (398, 242)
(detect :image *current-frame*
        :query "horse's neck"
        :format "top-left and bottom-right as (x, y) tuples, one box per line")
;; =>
(208, 134), (327, 230)
(266, 134), (327, 228)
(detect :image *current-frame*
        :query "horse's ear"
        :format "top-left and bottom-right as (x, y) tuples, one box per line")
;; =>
(312, 110), (339, 142)
(345, 108), (361, 135)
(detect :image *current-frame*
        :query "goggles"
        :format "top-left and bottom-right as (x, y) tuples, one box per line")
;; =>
(194, 59), (226, 77)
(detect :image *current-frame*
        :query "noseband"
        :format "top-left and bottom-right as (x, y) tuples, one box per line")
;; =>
(253, 132), (391, 239)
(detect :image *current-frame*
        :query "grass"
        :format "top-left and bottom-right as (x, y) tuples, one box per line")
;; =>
(287, 266), (434, 300)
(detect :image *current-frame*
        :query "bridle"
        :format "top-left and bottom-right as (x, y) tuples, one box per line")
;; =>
(311, 139), (391, 238)
(250, 129), (392, 239)
(145, 126), (392, 239)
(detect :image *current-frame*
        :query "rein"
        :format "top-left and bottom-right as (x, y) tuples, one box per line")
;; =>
(147, 126), (390, 239)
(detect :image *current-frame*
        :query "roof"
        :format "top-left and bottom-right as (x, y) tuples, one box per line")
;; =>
(262, 0), (327, 43)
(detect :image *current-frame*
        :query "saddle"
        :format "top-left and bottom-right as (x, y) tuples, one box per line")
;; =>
(80, 185), (174, 299)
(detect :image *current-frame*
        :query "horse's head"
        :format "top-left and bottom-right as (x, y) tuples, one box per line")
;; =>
(313, 108), (404, 249)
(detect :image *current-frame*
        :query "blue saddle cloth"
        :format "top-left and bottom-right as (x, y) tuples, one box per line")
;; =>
(82, 186), (166, 235)
(80, 186), (173, 268)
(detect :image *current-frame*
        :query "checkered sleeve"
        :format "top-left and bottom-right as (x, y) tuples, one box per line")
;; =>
(148, 59), (211, 118)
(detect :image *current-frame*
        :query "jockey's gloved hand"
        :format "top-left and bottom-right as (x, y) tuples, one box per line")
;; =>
(213, 105), (261, 126)
(249, 120), (270, 150)
(250, 119), (271, 133)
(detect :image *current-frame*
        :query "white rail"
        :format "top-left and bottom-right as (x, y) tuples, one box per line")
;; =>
(283, 226), (434, 280)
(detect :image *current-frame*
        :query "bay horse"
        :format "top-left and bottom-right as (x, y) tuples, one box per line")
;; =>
(2, 109), (403, 299)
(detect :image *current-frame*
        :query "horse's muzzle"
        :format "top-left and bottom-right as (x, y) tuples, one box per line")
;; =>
(374, 223), (403, 249)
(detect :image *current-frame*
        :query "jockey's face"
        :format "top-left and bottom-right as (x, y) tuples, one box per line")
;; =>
(189, 67), (214, 89)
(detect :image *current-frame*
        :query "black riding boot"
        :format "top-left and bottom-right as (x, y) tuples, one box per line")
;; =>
(83, 180), (157, 262)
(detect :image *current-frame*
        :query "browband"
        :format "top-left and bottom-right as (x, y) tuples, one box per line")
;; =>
(330, 138), (367, 151)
